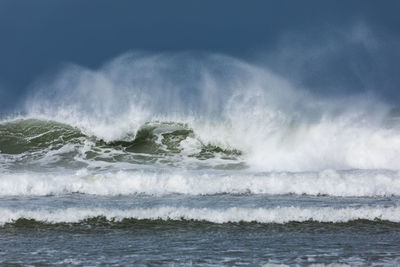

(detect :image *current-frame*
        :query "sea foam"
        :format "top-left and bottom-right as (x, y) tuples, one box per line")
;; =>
(1, 206), (399, 225)
(0, 169), (399, 197)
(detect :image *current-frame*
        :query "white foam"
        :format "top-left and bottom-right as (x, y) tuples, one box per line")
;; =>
(1, 206), (399, 225)
(0, 169), (400, 197)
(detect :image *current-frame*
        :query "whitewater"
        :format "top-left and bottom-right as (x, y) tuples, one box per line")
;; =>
(1, 52), (400, 265)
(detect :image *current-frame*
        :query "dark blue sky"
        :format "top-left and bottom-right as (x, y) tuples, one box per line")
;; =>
(1, 0), (400, 112)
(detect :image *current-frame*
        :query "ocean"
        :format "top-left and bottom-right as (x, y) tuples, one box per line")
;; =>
(1, 53), (400, 266)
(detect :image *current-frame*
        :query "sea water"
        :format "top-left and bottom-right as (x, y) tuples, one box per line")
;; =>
(1, 53), (400, 266)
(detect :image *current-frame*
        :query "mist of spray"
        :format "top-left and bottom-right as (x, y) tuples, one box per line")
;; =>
(23, 51), (400, 171)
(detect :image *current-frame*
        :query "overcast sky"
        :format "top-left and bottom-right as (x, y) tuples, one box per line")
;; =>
(1, 0), (400, 112)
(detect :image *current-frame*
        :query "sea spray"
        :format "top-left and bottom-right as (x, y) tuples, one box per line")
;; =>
(11, 52), (400, 171)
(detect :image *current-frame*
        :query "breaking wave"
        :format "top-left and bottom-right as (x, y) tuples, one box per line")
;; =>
(8, 52), (399, 172)
(1, 206), (400, 226)
(1, 169), (400, 197)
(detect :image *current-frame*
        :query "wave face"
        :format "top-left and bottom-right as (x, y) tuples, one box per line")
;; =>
(0, 119), (242, 171)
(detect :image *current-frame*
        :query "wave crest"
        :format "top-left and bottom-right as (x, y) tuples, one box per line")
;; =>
(1, 206), (399, 226)
(1, 169), (399, 197)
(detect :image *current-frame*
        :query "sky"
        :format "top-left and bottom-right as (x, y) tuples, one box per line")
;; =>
(0, 0), (400, 112)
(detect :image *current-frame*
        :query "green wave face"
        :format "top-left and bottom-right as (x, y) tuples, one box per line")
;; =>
(0, 119), (243, 170)
(0, 119), (85, 154)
